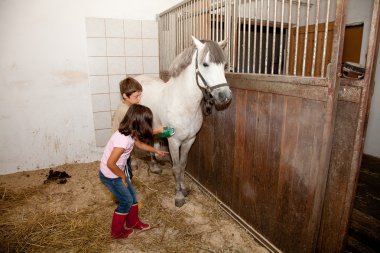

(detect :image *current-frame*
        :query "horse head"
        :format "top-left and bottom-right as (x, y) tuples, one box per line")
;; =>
(192, 36), (232, 107)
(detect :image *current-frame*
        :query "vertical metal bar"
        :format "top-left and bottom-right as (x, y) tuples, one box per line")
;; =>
(203, 0), (205, 39)
(217, 0), (220, 41)
(247, 0), (252, 73)
(259, 0), (263, 73)
(293, 0), (301, 75)
(232, 0), (236, 72)
(301, 0), (311, 76)
(187, 2), (190, 46)
(180, 7), (182, 52)
(278, 0), (285, 74)
(199, 0), (207, 39)
(253, 0), (257, 73)
(321, 0), (331, 78)
(237, 0), (241, 72)
(271, 0), (277, 74)
(265, 0), (270, 74)
(189, 0), (196, 39)
(210, 0), (215, 40)
(226, 0), (230, 68)
(215, 0), (217, 41)
(225, 0), (228, 42)
(311, 0), (321, 77)
(208, 0), (211, 39)
(242, 0), (246, 72)
(183, 5), (185, 50)
(217, 0), (222, 41)
(285, 0), (292, 75)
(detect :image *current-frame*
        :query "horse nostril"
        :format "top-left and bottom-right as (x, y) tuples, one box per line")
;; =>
(218, 92), (226, 101)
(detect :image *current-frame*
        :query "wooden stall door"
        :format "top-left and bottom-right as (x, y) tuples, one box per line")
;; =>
(187, 1), (349, 253)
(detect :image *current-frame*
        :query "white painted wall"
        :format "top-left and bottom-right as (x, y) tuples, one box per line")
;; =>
(0, 0), (181, 175)
(364, 50), (380, 157)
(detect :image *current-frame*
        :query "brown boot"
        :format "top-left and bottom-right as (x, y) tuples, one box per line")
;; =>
(111, 211), (134, 238)
(125, 204), (150, 230)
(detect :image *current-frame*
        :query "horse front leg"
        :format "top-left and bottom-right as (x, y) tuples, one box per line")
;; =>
(149, 141), (162, 174)
(178, 137), (196, 198)
(167, 138), (185, 207)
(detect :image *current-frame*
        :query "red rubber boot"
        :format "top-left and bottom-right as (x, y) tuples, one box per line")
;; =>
(125, 204), (150, 230)
(111, 211), (134, 238)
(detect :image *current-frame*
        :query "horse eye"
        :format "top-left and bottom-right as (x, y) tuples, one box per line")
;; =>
(203, 63), (209, 67)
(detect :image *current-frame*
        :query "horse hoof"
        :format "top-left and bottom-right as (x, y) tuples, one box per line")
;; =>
(149, 167), (162, 175)
(182, 189), (189, 197)
(175, 198), (185, 207)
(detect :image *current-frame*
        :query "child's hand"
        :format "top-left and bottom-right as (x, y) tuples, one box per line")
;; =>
(156, 150), (169, 157)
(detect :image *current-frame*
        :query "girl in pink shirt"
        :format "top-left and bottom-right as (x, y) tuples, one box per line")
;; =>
(99, 104), (168, 239)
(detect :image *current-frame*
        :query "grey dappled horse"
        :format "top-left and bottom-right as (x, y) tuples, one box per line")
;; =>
(135, 36), (232, 207)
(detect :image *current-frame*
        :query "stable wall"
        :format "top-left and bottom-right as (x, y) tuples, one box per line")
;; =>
(0, 0), (181, 175)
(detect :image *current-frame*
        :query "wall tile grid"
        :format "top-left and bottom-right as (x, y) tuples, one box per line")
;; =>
(86, 18), (159, 146)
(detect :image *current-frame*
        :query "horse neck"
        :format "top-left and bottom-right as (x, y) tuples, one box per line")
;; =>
(169, 59), (203, 108)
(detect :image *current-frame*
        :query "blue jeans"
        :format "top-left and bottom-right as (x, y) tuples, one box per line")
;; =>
(99, 170), (137, 213)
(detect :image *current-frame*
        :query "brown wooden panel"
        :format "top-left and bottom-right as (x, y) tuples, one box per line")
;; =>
(231, 89), (248, 213)
(214, 89), (237, 207)
(188, 85), (327, 252)
(239, 90), (259, 225)
(197, 112), (216, 193)
(317, 100), (360, 252)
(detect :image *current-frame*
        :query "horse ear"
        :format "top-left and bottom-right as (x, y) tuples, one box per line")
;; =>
(192, 36), (204, 50)
(218, 38), (228, 49)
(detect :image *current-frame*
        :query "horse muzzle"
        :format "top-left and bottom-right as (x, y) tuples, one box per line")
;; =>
(212, 87), (232, 106)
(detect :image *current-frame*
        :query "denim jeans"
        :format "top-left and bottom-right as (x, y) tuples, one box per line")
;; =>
(99, 170), (137, 213)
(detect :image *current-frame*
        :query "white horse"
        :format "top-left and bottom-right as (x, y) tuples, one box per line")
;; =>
(135, 36), (232, 207)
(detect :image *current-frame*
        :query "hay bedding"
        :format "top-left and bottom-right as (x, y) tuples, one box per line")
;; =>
(0, 159), (268, 253)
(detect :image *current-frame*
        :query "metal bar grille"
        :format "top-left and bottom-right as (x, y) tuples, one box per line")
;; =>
(159, 0), (336, 78)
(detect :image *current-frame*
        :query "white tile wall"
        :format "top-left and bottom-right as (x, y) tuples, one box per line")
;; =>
(90, 76), (109, 94)
(109, 75), (125, 93)
(105, 19), (124, 37)
(87, 38), (107, 56)
(92, 94), (110, 112)
(110, 93), (121, 111)
(106, 38), (125, 56)
(142, 20), (158, 38)
(125, 39), (142, 56)
(86, 17), (159, 146)
(124, 20), (142, 38)
(88, 57), (108, 75)
(93, 111), (112, 129)
(95, 129), (112, 147)
(126, 57), (143, 74)
(142, 39), (158, 56)
(107, 57), (126, 75)
(86, 18), (105, 37)
(143, 57), (159, 73)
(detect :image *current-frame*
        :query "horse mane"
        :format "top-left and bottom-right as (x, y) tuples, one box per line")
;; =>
(169, 40), (226, 78)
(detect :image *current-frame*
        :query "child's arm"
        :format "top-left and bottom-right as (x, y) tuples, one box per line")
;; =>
(153, 127), (164, 135)
(134, 139), (169, 157)
(106, 147), (128, 185)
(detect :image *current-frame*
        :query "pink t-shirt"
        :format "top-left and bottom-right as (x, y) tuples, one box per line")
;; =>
(100, 131), (134, 178)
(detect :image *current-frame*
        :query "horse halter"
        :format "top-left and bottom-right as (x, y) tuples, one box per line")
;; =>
(195, 49), (229, 115)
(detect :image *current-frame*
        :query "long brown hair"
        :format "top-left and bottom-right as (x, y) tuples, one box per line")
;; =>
(118, 104), (153, 143)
